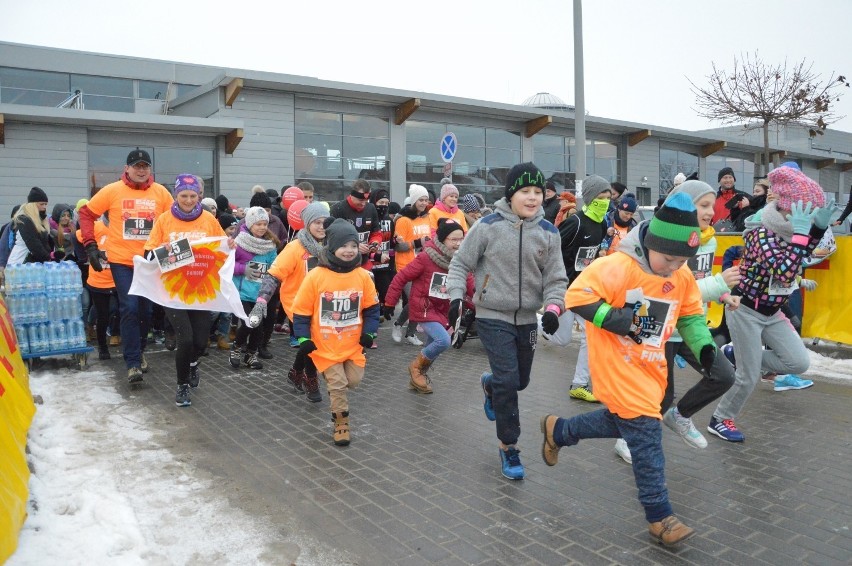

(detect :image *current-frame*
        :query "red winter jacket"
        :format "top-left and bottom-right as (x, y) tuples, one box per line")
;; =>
(385, 242), (474, 326)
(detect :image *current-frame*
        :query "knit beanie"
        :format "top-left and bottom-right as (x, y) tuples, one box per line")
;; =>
(717, 167), (736, 182)
(75, 198), (89, 212)
(618, 195), (638, 213)
(439, 184), (459, 202)
(672, 173), (687, 187)
(301, 201), (328, 227)
(28, 186), (48, 203)
(767, 166), (825, 211)
(505, 162), (546, 200)
(581, 175), (611, 201)
(780, 161), (801, 171)
(215, 195), (230, 213)
(265, 188), (281, 204)
(201, 198), (218, 215)
(173, 173), (202, 196)
(460, 194), (480, 213)
(408, 184), (429, 203)
(667, 180), (715, 205)
(218, 213), (238, 231)
(369, 189), (390, 204)
(325, 218), (359, 254)
(249, 191), (272, 209)
(436, 218), (464, 242)
(244, 206), (269, 229)
(644, 192), (700, 258)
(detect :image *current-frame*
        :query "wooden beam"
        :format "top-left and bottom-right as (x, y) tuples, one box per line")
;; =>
(225, 128), (243, 155)
(700, 141), (727, 157)
(627, 129), (652, 146)
(0, 114), (4, 145)
(525, 115), (552, 138)
(816, 158), (836, 169)
(224, 78), (244, 107)
(841, 162), (852, 172)
(394, 98), (420, 125)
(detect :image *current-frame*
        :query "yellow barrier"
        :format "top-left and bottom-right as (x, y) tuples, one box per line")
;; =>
(0, 295), (34, 563)
(707, 233), (852, 346)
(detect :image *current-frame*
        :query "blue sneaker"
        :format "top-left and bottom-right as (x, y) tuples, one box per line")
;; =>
(774, 374), (814, 392)
(289, 336), (300, 348)
(707, 417), (744, 442)
(481, 372), (496, 421)
(499, 446), (525, 480)
(722, 344), (736, 369)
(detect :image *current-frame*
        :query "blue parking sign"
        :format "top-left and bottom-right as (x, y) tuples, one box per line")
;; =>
(440, 132), (457, 163)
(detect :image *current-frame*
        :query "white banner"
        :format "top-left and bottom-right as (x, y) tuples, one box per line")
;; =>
(129, 236), (248, 321)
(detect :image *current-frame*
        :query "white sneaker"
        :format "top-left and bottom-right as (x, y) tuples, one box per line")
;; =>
(406, 335), (424, 346)
(663, 407), (708, 449)
(614, 438), (632, 464)
(392, 324), (403, 343)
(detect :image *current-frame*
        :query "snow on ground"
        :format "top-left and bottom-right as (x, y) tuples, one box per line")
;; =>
(8, 369), (349, 566)
(803, 345), (852, 383)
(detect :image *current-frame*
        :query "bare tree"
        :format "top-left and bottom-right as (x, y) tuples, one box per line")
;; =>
(690, 52), (848, 176)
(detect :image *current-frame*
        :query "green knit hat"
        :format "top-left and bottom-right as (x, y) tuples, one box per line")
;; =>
(644, 192), (700, 257)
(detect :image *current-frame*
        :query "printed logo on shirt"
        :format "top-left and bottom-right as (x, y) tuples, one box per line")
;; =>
(661, 281), (674, 294)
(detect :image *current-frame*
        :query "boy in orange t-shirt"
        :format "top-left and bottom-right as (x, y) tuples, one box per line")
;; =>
(540, 193), (717, 547)
(291, 219), (380, 446)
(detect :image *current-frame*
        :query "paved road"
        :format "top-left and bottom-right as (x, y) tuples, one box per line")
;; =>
(104, 326), (851, 565)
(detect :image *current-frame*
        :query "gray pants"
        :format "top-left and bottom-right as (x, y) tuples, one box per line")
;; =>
(713, 305), (809, 421)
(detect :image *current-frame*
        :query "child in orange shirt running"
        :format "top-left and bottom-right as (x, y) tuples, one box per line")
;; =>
(290, 219), (380, 446)
(540, 193), (718, 546)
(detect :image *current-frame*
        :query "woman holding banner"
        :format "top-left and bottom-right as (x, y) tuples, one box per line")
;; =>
(143, 174), (226, 407)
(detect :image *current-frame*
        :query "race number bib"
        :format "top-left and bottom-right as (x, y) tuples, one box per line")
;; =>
(153, 238), (195, 273)
(246, 261), (268, 281)
(688, 251), (713, 280)
(574, 246), (599, 272)
(319, 291), (362, 328)
(768, 275), (798, 296)
(123, 217), (153, 240)
(428, 272), (450, 299)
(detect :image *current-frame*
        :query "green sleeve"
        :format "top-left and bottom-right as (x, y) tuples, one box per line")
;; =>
(676, 314), (714, 360)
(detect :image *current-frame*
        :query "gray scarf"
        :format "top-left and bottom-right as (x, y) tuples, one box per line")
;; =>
(297, 228), (324, 258)
(234, 230), (277, 255)
(424, 240), (454, 270)
(759, 203), (794, 243)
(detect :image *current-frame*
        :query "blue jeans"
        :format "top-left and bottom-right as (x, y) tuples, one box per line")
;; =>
(110, 263), (152, 369)
(554, 409), (672, 523)
(419, 321), (451, 361)
(476, 318), (537, 446)
(211, 311), (231, 337)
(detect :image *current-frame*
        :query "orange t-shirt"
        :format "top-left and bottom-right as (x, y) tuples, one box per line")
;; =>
(428, 206), (468, 235)
(606, 224), (631, 256)
(291, 266), (379, 373)
(394, 215), (431, 272)
(84, 180), (174, 266)
(143, 210), (225, 250)
(76, 222), (114, 290)
(267, 239), (320, 320)
(565, 252), (703, 419)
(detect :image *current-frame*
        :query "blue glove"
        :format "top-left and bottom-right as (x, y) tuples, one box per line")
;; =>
(812, 197), (837, 230)
(786, 200), (815, 235)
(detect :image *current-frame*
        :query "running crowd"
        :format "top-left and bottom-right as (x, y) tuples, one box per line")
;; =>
(0, 149), (845, 547)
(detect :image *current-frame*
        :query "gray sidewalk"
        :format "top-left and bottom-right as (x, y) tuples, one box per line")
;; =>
(105, 328), (851, 565)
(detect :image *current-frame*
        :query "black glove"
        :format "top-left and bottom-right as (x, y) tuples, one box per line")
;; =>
(359, 333), (374, 349)
(447, 299), (462, 329)
(381, 305), (396, 321)
(52, 249), (66, 261)
(541, 311), (560, 335)
(297, 339), (317, 357)
(86, 243), (103, 272)
(699, 344), (716, 373)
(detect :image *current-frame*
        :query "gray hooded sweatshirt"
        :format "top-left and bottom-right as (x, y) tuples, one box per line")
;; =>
(446, 197), (567, 325)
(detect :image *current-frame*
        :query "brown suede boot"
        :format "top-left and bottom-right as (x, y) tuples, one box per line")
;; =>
(332, 411), (350, 446)
(648, 515), (695, 546)
(539, 414), (561, 466)
(408, 353), (433, 394)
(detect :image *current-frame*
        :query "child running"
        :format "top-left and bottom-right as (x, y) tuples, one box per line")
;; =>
(446, 162), (568, 480)
(291, 218), (380, 446)
(383, 218), (473, 393)
(540, 193), (716, 546)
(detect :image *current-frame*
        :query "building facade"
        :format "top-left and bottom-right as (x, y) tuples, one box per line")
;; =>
(1, 42), (850, 216)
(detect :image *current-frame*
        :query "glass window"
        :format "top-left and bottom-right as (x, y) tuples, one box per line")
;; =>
(296, 110), (342, 135)
(139, 80), (170, 100)
(0, 67), (69, 92)
(659, 148), (699, 194)
(343, 114), (388, 138)
(486, 128), (520, 149)
(587, 140), (620, 182)
(451, 125), (485, 148)
(406, 121), (445, 143)
(71, 75), (132, 97)
(533, 134), (565, 154)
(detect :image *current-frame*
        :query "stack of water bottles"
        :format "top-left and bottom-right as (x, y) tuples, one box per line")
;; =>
(5, 262), (87, 355)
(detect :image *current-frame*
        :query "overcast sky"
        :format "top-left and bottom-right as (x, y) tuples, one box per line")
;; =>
(2, 0), (850, 134)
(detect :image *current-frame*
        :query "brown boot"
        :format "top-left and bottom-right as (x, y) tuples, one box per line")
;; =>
(216, 335), (230, 350)
(649, 515), (695, 546)
(539, 414), (560, 466)
(332, 411), (350, 446)
(408, 353), (433, 394)
(303, 367), (322, 403)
